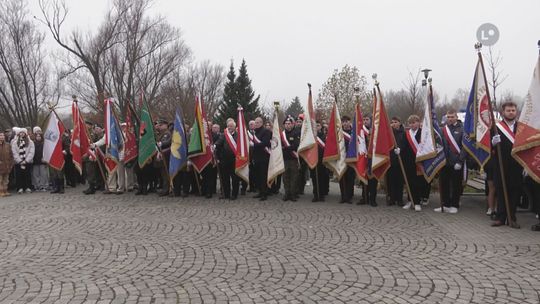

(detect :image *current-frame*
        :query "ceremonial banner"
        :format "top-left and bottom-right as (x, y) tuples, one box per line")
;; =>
(169, 108), (188, 179)
(236, 107), (251, 183)
(512, 53), (540, 183)
(416, 83), (446, 182)
(70, 101), (91, 174)
(104, 98), (124, 173)
(298, 86), (318, 169)
(345, 103), (368, 184)
(123, 103), (138, 164)
(138, 100), (158, 167)
(463, 57), (492, 169)
(323, 102), (347, 179)
(188, 97), (213, 173)
(368, 87), (394, 180)
(43, 112), (65, 171)
(267, 107), (285, 186)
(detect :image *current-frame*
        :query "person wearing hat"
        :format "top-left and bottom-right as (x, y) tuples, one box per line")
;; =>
(11, 127), (35, 194)
(282, 116), (300, 201)
(0, 130), (14, 196)
(154, 118), (172, 196)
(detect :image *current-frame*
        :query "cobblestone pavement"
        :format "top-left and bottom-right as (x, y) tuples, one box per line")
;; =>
(0, 186), (539, 304)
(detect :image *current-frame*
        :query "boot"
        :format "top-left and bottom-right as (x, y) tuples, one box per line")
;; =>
(58, 178), (65, 194)
(50, 179), (59, 194)
(83, 183), (96, 195)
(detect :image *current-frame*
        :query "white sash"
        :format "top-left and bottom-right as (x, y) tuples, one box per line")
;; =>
(317, 136), (325, 148)
(225, 129), (237, 152)
(496, 121), (515, 144)
(443, 125), (461, 154)
(406, 129), (420, 154)
(342, 131), (351, 141)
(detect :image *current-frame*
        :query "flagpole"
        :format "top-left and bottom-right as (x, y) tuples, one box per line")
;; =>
(421, 70), (445, 213)
(476, 42), (515, 227)
(373, 75), (414, 209)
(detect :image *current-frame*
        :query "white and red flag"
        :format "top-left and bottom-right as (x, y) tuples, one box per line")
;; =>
(512, 51), (540, 183)
(43, 112), (65, 171)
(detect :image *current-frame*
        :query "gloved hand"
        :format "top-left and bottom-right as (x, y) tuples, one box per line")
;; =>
(62, 150), (67, 155)
(454, 163), (462, 170)
(249, 141), (254, 147)
(156, 152), (162, 161)
(394, 148), (400, 155)
(491, 135), (501, 146)
(523, 169), (529, 177)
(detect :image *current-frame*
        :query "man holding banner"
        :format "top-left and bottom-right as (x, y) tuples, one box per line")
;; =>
(491, 101), (523, 227)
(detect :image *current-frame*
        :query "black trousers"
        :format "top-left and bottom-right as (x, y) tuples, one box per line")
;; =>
(310, 162), (329, 199)
(270, 175), (281, 194)
(172, 171), (191, 196)
(201, 165), (217, 195)
(524, 176), (540, 215)
(339, 167), (355, 202)
(254, 160), (269, 197)
(439, 166), (463, 208)
(219, 162), (239, 198)
(387, 165), (404, 204)
(297, 159), (308, 194)
(494, 171), (522, 223)
(15, 165), (32, 190)
(136, 163), (154, 193)
(366, 178), (378, 203)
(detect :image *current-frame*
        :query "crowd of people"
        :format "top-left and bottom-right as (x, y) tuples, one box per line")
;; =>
(0, 100), (539, 231)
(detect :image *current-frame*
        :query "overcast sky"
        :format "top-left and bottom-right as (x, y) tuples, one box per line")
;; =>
(29, 0), (540, 107)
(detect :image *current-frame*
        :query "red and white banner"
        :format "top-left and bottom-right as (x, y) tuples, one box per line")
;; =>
(43, 112), (65, 171)
(512, 53), (540, 183)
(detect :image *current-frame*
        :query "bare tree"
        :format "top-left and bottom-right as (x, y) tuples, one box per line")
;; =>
(107, 0), (191, 113)
(486, 46), (508, 109)
(0, 0), (50, 129)
(38, 0), (126, 110)
(316, 65), (369, 118)
(402, 68), (424, 115)
(152, 61), (225, 125)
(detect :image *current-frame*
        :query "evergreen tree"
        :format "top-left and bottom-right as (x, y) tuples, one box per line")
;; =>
(214, 59), (261, 127)
(235, 59), (261, 123)
(285, 96), (304, 118)
(214, 62), (238, 127)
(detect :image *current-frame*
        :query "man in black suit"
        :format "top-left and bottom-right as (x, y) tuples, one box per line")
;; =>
(251, 117), (272, 201)
(215, 119), (240, 200)
(491, 101), (523, 228)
